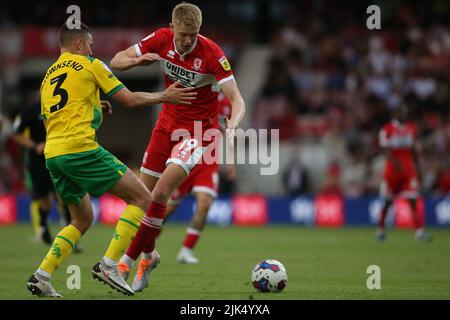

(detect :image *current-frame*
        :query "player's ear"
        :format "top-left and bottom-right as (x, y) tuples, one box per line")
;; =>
(169, 22), (174, 30)
(76, 38), (82, 51)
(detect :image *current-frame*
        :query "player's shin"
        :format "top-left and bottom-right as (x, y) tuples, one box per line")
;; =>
(30, 200), (41, 238)
(183, 227), (201, 250)
(37, 224), (81, 279)
(103, 205), (145, 263)
(142, 228), (161, 259)
(125, 201), (166, 263)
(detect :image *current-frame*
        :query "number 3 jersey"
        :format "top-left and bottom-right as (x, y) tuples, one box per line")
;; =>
(40, 52), (124, 159)
(135, 28), (234, 133)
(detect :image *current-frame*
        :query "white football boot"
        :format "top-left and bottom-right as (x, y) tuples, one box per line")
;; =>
(176, 247), (199, 264)
(27, 274), (62, 298)
(131, 251), (160, 292)
(91, 260), (134, 296)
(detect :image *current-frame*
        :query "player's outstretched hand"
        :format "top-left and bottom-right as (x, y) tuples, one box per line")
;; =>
(162, 81), (197, 105)
(35, 142), (46, 155)
(101, 100), (113, 115)
(225, 117), (236, 147)
(137, 53), (161, 66)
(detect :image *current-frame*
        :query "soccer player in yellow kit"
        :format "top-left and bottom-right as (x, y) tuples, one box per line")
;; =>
(26, 21), (196, 297)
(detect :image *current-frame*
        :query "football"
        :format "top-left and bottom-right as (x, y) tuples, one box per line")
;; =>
(251, 259), (288, 293)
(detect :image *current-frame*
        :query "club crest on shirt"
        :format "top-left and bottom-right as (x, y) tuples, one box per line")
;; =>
(219, 56), (231, 71)
(167, 50), (175, 59)
(193, 58), (202, 71)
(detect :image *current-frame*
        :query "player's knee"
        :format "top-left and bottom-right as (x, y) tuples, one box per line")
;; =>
(151, 185), (171, 204)
(71, 216), (92, 235)
(137, 188), (151, 210)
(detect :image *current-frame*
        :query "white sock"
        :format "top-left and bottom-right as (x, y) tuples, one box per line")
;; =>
(119, 254), (135, 268)
(142, 249), (156, 260)
(181, 247), (192, 254)
(36, 268), (51, 281)
(102, 256), (118, 267)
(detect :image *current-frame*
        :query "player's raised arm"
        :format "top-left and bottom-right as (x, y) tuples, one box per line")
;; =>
(110, 45), (161, 71)
(111, 81), (197, 108)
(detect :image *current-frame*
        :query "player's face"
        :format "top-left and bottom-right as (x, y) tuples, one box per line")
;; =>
(394, 105), (408, 122)
(171, 22), (199, 54)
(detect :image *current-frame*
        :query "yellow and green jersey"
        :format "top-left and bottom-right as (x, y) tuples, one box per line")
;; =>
(40, 52), (124, 159)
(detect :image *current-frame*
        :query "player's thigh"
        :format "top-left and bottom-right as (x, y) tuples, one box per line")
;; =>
(109, 169), (151, 210)
(54, 147), (128, 199)
(152, 163), (188, 203)
(169, 169), (194, 203)
(46, 157), (86, 205)
(139, 171), (159, 193)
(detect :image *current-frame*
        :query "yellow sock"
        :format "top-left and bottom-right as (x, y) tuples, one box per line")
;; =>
(104, 205), (145, 262)
(30, 200), (40, 238)
(39, 224), (81, 275)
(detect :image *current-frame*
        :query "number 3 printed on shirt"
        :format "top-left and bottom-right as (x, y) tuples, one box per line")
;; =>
(49, 73), (69, 113)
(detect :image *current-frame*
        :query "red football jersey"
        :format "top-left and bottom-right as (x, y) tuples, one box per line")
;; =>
(135, 28), (234, 132)
(379, 120), (416, 169)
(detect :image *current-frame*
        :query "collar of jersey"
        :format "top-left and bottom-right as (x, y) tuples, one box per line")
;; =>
(392, 119), (404, 127)
(173, 36), (198, 58)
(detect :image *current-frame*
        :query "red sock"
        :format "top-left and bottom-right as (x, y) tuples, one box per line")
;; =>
(142, 228), (161, 254)
(182, 228), (200, 249)
(126, 201), (166, 260)
(412, 212), (422, 229)
(378, 206), (389, 229)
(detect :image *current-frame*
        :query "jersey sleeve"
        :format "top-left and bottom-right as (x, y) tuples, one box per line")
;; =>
(207, 43), (234, 86)
(134, 28), (168, 57)
(90, 59), (125, 97)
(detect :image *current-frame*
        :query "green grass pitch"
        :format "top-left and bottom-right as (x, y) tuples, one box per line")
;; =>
(1, 223), (450, 299)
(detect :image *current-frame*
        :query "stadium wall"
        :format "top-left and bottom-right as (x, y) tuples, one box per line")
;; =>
(1, 193), (450, 228)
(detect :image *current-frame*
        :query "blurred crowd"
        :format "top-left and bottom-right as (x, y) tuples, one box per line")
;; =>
(254, 1), (450, 197)
(1, 1), (450, 197)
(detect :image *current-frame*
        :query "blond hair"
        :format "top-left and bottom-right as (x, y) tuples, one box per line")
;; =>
(172, 2), (202, 29)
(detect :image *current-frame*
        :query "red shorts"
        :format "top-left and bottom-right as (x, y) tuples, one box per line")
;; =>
(170, 162), (219, 203)
(380, 165), (419, 199)
(140, 120), (218, 178)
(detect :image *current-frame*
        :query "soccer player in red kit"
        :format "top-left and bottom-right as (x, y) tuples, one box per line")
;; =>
(165, 93), (235, 263)
(127, 93), (236, 291)
(376, 104), (431, 242)
(103, 2), (245, 293)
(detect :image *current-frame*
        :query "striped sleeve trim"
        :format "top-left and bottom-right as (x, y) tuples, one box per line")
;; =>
(135, 44), (142, 57)
(217, 74), (234, 86)
(106, 83), (125, 97)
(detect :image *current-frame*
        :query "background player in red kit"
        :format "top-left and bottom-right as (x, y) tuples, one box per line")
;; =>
(105, 2), (245, 293)
(376, 104), (432, 242)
